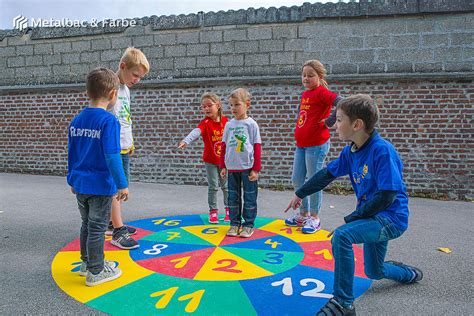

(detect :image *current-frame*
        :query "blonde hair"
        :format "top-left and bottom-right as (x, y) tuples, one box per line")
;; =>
(120, 47), (150, 73)
(201, 92), (223, 120)
(86, 67), (119, 101)
(229, 88), (251, 103)
(303, 60), (328, 88)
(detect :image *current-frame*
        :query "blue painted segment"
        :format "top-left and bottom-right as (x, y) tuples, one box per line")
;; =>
(126, 215), (205, 232)
(240, 264), (372, 316)
(224, 235), (303, 253)
(130, 239), (213, 262)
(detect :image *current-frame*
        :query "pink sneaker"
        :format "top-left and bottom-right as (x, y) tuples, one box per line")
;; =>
(224, 207), (230, 222)
(209, 210), (218, 224)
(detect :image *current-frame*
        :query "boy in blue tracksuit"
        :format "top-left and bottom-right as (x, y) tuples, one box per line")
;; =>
(67, 68), (129, 286)
(285, 94), (423, 315)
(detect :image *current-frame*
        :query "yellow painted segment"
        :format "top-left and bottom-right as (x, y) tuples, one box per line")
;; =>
(182, 225), (228, 246)
(259, 219), (331, 243)
(51, 251), (153, 303)
(194, 247), (272, 281)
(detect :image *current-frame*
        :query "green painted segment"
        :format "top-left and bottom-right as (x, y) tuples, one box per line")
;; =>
(142, 228), (214, 246)
(87, 273), (257, 315)
(253, 217), (277, 228)
(221, 246), (304, 275)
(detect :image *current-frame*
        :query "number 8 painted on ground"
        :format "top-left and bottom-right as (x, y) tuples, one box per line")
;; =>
(144, 244), (168, 255)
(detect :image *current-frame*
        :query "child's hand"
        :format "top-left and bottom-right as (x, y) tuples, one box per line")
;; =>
(220, 168), (227, 179)
(178, 141), (187, 149)
(284, 195), (302, 212)
(129, 149), (134, 156)
(70, 187), (76, 194)
(248, 170), (258, 181)
(116, 188), (129, 202)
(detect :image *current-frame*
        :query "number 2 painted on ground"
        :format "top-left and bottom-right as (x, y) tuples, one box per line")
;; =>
(212, 259), (242, 273)
(271, 277), (333, 298)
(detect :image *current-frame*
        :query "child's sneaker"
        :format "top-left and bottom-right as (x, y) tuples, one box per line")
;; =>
(85, 261), (122, 286)
(240, 227), (254, 238)
(111, 226), (139, 250)
(226, 225), (240, 237)
(105, 222), (136, 236)
(386, 260), (423, 283)
(125, 225), (137, 235)
(223, 207), (230, 222)
(209, 209), (219, 224)
(79, 260), (118, 277)
(301, 216), (321, 234)
(285, 213), (309, 227)
(317, 298), (356, 316)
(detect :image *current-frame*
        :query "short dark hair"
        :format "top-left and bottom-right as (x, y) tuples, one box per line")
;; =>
(86, 68), (119, 101)
(337, 94), (379, 133)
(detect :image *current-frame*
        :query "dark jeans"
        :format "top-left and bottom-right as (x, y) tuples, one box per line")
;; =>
(331, 215), (413, 307)
(227, 170), (258, 228)
(76, 194), (112, 274)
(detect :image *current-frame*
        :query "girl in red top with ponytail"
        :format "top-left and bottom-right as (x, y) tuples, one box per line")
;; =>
(285, 60), (343, 234)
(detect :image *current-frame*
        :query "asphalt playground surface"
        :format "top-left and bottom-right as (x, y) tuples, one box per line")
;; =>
(0, 172), (472, 315)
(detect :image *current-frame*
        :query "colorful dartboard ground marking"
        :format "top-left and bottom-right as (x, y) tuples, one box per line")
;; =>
(52, 214), (373, 315)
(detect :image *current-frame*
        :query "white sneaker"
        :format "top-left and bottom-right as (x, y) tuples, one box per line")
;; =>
(79, 260), (117, 277)
(226, 225), (240, 237)
(302, 217), (321, 234)
(285, 213), (310, 227)
(85, 261), (122, 286)
(240, 227), (254, 238)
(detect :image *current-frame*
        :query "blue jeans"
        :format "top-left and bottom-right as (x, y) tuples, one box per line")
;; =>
(76, 194), (112, 274)
(121, 153), (130, 184)
(331, 215), (414, 307)
(205, 162), (228, 210)
(292, 141), (330, 215)
(227, 170), (258, 228)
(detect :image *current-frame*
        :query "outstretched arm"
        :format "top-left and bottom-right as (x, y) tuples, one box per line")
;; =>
(285, 168), (336, 212)
(296, 168), (336, 199)
(179, 128), (202, 148)
(344, 190), (397, 223)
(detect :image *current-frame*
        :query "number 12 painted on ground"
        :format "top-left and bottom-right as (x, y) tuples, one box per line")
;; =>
(271, 277), (333, 298)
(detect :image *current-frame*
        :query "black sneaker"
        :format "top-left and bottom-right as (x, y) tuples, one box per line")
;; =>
(125, 225), (137, 235)
(317, 298), (356, 316)
(111, 226), (139, 250)
(386, 260), (423, 283)
(105, 223), (136, 236)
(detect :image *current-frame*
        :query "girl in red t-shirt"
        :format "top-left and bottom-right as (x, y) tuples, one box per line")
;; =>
(285, 60), (343, 234)
(179, 92), (229, 224)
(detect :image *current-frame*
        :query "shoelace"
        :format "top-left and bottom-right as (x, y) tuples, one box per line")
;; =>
(304, 217), (320, 228)
(103, 262), (114, 273)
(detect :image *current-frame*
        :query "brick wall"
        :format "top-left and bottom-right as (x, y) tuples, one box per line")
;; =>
(1, 78), (472, 199)
(0, 0), (473, 199)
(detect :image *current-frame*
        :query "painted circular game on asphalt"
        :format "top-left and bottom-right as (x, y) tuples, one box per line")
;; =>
(52, 214), (372, 315)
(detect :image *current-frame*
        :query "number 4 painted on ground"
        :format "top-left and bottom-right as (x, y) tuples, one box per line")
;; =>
(271, 277), (333, 298)
(265, 239), (282, 249)
(150, 286), (205, 313)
